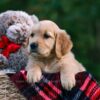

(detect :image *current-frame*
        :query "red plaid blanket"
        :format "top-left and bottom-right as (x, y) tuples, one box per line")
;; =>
(8, 70), (100, 100)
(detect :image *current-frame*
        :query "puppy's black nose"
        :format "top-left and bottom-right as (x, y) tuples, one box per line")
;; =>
(30, 43), (38, 50)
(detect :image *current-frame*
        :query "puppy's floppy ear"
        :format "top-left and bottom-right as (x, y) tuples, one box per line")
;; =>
(55, 30), (73, 58)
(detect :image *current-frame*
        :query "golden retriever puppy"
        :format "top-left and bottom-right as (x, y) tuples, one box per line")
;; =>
(26, 20), (86, 90)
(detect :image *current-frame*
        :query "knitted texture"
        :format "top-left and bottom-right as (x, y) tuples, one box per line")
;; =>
(0, 27), (29, 70)
(9, 70), (100, 100)
(0, 35), (27, 70)
(0, 10), (39, 70)
(8, 48), (28, 71)
(0, 10), (39, 44)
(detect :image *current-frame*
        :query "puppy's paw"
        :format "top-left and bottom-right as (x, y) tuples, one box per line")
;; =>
(27, 69), (42, 83)
(61, 75), (76, 91)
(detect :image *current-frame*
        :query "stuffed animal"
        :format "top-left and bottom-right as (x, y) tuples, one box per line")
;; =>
(0, 10), (39, 70)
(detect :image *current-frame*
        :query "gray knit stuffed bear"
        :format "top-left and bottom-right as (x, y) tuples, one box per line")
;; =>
(0, 10), (39, 72)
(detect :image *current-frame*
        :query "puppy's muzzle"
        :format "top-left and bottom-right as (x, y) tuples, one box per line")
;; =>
(30, 42), (38, 52)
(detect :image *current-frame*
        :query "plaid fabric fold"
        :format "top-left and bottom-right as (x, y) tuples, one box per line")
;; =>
(8, 70), (100, 100)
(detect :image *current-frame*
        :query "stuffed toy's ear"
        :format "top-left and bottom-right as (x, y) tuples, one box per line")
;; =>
(31, 15), (39, 24)
(55, 30), (73, 59)
(31, 15), (40, 31)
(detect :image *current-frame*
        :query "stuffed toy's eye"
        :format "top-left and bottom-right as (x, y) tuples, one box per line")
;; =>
(8, 22), (13, 26)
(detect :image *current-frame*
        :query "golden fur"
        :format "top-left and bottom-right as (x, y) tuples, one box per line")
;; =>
(26, 20), (86, 90)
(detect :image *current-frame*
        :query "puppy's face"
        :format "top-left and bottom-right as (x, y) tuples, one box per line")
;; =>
(27, 20), (73, 58)
(27, 21), (56, 57)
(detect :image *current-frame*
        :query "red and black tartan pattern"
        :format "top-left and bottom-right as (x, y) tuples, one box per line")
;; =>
(8, 70), (100, 100)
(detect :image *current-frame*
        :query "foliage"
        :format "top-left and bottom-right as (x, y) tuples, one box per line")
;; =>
(0, 0), (100, 80)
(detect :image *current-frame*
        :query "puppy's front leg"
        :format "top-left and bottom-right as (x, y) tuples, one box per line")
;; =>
(60, 66), (76, 90)
(26, 63), (42, 83)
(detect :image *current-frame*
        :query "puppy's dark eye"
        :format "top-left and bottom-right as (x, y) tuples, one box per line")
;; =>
(44, 33), (50, 39)
(30, 33), (34, 37)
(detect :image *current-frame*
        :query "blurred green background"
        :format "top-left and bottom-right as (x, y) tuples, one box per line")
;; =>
(0, 0), (100, 81)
